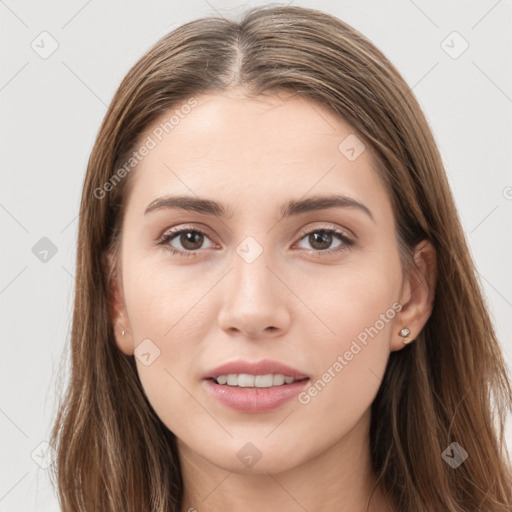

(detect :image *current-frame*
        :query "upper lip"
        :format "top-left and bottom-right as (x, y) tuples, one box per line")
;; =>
(204, 359), (310, 380)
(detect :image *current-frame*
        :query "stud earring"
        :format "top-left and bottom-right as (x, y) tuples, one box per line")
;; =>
(121, 330), (126, 336)
(399, 327), (414, 345)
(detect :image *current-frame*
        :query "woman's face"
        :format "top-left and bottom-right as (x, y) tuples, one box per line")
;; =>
(111, 89), (416, 474)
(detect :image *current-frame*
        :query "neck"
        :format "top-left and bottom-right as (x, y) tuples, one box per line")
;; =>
(178, 408), (391, 512)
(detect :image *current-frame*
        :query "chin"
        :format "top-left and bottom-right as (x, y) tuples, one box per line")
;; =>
(189, 437), (307, 475)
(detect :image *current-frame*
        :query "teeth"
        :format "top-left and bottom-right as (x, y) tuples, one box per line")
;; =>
(238, 374), (255, 387)
(214, 373), (302, 387)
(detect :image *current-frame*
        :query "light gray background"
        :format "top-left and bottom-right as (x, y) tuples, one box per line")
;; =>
(1, 0), (511, 510)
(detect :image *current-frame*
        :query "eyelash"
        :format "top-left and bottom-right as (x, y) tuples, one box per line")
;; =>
(157, 225), (355, 259)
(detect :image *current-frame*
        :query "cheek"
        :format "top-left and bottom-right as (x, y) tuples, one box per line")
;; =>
(291, 287), (398, 454)
(122, 258), (218, 427)
(295, 259), (401, 350)
(291, 257), (401, 410)
(123, 251), (209, 338)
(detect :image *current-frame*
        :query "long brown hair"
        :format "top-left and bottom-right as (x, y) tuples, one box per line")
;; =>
(50, 5), (512, 511)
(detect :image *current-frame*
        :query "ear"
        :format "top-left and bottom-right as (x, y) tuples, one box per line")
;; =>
(103, 250), (134, 356)
(391, 239), (437, 352)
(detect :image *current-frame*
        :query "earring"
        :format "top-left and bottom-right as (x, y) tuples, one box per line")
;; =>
(121, 330), (126, 336)
(399, 327), (414, 345)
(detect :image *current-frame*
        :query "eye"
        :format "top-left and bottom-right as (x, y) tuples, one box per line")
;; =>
(294, 227), (354, 256)
(157, 226), (215, 258)
(157, 225), (355, 259)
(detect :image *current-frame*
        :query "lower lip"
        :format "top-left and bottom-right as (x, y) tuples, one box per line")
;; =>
(203, 378), (310, 413)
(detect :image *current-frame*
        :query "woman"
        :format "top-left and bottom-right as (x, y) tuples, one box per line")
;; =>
(50, 5), (512, 511)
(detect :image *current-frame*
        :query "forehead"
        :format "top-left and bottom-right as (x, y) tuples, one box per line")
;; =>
(125, 90), (390, 221)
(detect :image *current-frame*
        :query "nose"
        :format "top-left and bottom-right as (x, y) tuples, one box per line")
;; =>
(217, 250), (291, 339)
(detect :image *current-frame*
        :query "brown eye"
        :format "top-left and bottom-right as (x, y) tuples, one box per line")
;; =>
(177, 230), (205, 251)
(295, 228), (354, 257)
(158, 227), (215, 257)
(307, 231), (335, 251)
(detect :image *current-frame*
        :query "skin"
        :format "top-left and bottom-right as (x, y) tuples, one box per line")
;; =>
(108, 88), (437, 512)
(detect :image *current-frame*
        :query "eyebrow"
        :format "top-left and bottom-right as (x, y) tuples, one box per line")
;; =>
(144, 194), (374, 221)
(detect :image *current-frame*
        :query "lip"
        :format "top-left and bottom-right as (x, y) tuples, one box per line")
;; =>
(203, 378), (310, 413)
(203, 359), (309, 380)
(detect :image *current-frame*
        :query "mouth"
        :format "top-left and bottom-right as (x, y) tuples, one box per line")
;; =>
(202, 359), (310, 413)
